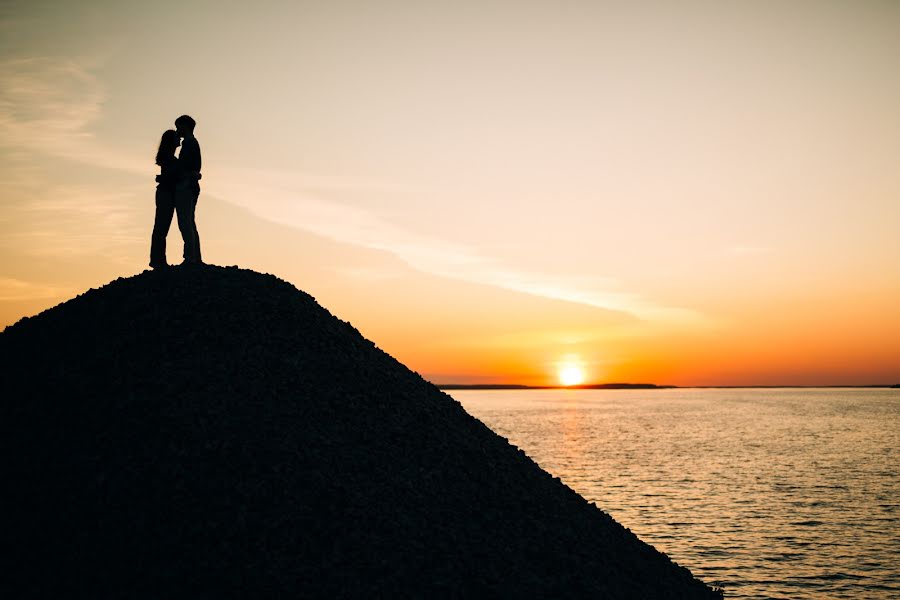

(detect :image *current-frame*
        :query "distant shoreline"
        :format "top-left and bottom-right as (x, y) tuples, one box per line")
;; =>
(437, 383), (672, 390)
(437, 383), (900, 390)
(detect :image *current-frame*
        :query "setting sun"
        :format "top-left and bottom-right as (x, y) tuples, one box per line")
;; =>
(558, 363), (586, 387)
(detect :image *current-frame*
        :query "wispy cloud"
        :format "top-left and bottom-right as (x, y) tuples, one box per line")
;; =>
(0, 277), (70, 302)
(0, 183), (145, 259)
(0, 57), (103, 147)
(206, 169), (712, 326)
(0, 56), (144, 171)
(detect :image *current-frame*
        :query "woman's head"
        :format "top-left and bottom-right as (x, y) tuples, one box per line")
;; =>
(155, 129), (180, 165)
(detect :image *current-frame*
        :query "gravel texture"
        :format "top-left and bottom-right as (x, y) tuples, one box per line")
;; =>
(1, 265), (722, 598)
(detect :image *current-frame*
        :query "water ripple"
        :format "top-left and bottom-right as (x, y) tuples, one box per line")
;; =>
(453, 388), (900, 600)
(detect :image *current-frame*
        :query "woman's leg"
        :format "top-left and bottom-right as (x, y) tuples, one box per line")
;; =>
(150, 187), (175, 267)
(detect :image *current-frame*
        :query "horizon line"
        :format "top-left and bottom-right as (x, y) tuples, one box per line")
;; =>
(436, 383), (900, 391)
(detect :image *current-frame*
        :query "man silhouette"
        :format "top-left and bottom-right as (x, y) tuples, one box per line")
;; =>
(174, 114), (202, 264)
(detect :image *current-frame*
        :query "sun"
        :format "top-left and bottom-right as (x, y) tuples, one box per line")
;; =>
(558, 363), (586, 387)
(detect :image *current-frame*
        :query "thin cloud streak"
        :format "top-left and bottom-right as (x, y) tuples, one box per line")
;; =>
(0, 57), (103, 145)
(0, 182), (145, 259)
(0, 56), (145, 172)
(0, 277), (70, 302)
(208, 170), (712, 326)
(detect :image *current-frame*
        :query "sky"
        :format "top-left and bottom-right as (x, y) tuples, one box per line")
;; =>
(1, 0), (899, 386)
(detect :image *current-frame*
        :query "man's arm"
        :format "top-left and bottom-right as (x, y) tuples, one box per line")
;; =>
(181, 138), (202, 176)
(192, 138), (201, 175)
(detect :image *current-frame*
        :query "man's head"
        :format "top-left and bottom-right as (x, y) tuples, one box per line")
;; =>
(174, 114), (196, 137)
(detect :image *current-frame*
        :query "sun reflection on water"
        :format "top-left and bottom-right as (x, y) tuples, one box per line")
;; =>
(453, 388), (900, 600)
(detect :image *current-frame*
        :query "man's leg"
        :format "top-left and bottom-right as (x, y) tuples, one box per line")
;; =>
(149, 187), (175, 267)
(174, 185), (198, 262)
(192, 188), (202, 263)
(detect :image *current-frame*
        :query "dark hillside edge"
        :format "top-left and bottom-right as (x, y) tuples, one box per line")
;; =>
(1, 265), (721, 598)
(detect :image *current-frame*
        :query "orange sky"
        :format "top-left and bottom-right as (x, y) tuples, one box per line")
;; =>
(1, 1), (899, 386)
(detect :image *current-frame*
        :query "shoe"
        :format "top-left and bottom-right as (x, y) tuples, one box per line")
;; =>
(149, 261), (168, 270)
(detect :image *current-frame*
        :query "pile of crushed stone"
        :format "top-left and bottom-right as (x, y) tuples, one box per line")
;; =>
(1, 265), (721, 598)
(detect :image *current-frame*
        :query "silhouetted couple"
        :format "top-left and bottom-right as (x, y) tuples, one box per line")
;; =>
(149, 115), (202, 268)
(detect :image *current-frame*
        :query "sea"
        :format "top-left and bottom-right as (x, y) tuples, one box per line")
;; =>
(449, 388), (899, 599)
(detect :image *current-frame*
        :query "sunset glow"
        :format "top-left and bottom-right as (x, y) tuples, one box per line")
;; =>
(1, 2), (899, 386)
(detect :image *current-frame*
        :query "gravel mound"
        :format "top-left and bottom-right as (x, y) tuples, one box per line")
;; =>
(1, 265), (721, 598)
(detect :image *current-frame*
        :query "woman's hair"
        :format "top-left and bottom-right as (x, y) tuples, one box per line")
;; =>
(155, 129), (179, 165)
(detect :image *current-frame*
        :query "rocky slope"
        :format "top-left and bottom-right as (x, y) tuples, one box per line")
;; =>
(1, 265), (721, 598)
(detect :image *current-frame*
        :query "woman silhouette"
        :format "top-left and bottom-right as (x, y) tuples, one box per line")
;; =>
(149, 130), (181, 269)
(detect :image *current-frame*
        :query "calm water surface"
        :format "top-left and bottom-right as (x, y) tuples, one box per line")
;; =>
(451, 388), (900, 599)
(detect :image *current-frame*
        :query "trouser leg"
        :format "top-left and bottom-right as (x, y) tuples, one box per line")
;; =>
(193, 193), (202, 262)
(150, 187), (175, 266)
(175, 185), (199, 262)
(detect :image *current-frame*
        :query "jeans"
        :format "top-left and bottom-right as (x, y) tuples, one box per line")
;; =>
(149, 186), (175, 265)
(149, 183), (201, 266)
(174, 183), (202, 262)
